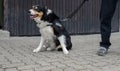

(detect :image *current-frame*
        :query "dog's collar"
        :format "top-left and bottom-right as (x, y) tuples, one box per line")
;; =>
(46, 24), (52, 26)
(37, 22), (53, 29)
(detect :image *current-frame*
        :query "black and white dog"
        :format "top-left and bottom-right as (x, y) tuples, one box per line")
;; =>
(29, 5), (72, 54)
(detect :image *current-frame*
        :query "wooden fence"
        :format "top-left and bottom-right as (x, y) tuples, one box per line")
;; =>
(3, 0), (119, 36)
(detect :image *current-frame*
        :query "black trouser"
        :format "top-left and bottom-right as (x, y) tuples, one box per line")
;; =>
(100, 0), (118, 49)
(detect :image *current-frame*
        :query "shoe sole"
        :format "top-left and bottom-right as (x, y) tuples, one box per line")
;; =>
(97, 51), (107, 56)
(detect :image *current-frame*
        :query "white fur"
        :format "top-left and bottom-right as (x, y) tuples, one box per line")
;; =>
(33, 37), (44, 52)
(40, 25), (54, 38)
(56, 23), (62, 27)
(58, 35), (69, 54)
(33, 25), (56, 52)
(47, 9), (52, 15)
(29, 9), (36, 15)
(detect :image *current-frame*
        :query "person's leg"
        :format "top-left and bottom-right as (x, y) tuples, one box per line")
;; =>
(98, 0), (118, 56)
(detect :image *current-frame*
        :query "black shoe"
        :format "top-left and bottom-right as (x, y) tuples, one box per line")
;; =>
(97, 47), (108, 56)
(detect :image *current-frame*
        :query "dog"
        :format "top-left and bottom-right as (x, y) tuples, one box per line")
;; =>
(29, 5), (72, 54)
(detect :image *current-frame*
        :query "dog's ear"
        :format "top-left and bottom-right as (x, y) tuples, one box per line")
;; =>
(32, 5), (39, 9)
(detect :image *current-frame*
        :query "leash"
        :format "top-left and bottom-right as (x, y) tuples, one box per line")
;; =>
(35, 0), (89, 21)
(61, 0), (89, 21)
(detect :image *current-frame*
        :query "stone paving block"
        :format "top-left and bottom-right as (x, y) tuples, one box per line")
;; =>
(0, 61), (10, 65)
(51, 62), (67, 68)
(21, 69), (34, 71)
(35, 66), (56, 71)
(0, 47), (4, 51)
(21, 59), (36, 65)
(35, 61), (51, 66)
(65, 62), (85, 70)
(17, 64), (40, 70)
(45, 59), (61, 63)
(9, 59), (21, 63)
(84, 65), (103, 71)
(91, 62), (108, 67)
(2, 63), (25, 68)
(1, 52), (13, 57)
(0, 69), (4, 71)
(5, 68), (18, 71)
(51, 68), (63, 71)
(101, 65), (120, 71)
(0, 56), (7, 61)
(64, 68), (77, 71)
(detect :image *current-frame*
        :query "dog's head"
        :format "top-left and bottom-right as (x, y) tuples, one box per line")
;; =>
(29, 5), (59, 22)
(29, 5), (46, 19)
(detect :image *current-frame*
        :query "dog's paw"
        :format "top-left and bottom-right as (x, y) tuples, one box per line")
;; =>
(46, 48), (55, 51)
(63, 50), (69, 54)
(33, 48), (40, 53)
(46, 48), (52, 51)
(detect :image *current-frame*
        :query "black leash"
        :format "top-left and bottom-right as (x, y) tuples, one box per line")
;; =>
(61, 0), (89, 21)
(38, 0), (89, 21)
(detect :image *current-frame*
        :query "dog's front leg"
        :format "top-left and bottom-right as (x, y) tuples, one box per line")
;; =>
(33, 37), (44, 53)
(58, 35), (69, 54)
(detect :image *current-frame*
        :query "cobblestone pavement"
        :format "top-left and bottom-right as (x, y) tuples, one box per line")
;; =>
(0, 32), (120, 71)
